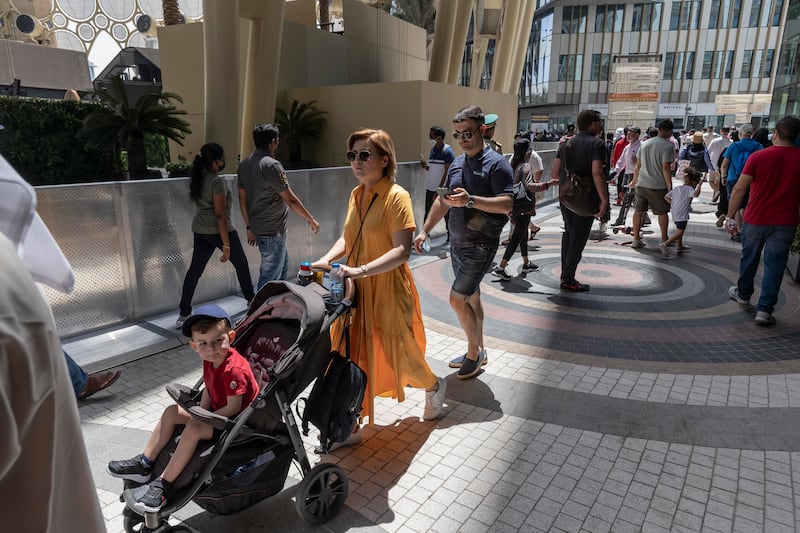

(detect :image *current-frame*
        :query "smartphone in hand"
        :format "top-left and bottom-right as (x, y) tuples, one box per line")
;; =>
(437, 187), (456, 198)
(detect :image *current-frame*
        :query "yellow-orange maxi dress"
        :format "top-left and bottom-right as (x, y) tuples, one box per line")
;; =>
(330, 177), (437, 423)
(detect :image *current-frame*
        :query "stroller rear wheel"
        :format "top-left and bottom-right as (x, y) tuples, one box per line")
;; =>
(295, 463), (349, 524)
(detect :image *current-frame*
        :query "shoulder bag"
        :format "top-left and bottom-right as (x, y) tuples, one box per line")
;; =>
(558, 139), (600, 218)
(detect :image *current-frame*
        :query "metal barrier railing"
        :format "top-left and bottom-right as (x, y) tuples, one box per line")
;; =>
(39, 151), (556, 338)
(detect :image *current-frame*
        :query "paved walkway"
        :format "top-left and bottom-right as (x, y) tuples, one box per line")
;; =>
(80, 188), (800, 533)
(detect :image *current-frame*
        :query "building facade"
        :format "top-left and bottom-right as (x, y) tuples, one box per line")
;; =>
(463, 0), (790, 132)
(769, 0), (800, 122)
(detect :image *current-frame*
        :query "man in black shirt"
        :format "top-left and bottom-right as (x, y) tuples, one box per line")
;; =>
(550, 110), (609, 292)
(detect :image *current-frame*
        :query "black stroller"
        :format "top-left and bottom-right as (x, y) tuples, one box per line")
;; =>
(118, 279), (354, 533)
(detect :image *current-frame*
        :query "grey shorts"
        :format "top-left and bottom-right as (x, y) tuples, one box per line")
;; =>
(634, 187), (670, 215)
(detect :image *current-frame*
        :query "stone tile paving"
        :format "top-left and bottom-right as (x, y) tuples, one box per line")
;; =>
(82, 191), (800, 532)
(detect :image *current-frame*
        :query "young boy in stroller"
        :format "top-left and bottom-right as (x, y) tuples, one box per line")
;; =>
(107, 305), (259, 513)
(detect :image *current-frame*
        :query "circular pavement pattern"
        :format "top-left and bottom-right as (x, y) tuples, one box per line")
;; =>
(415, 232), (800, 367)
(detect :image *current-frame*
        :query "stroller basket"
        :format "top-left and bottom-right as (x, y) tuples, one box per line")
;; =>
(194, 439), (293, 515)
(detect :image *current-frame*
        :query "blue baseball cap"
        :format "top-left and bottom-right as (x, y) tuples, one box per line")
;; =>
(181, 304), (232, 337)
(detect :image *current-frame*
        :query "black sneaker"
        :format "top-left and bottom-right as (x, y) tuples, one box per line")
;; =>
(134, 477), (170, 513)
(457, 349), (486, 380)
(521, 263), (539, 273)
(560, 281), (590, 292)
(491, 266), (512, 281)
(449, 352), (489, 368)
(107, 454), (153, 483)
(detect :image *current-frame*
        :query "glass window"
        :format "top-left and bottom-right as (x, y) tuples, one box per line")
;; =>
(772, 0), (784, 25)
(519, 10), (553, 106)
(753, 49), (764, 78)
(741, 49), (754, 77)
(670, 1), (702, 30)
(558, 54), (583, 81)
(591, 53), (611, 80)
(663, 52), (675, 79)
(685, 51), (696, 78)
(724, 51), (735, 78)
(595, 5), (624, 33)
(632, 3), (662, 31)
(562, 5), (588, 33)
(731, 0), (742, 27)
(701, 51), (713, 78)
(763, 48), (775, 77)
(749, 0), (762, 26)
(709, 2), (721, 28)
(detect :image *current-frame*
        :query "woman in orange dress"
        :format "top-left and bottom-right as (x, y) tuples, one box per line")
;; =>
(313, 128), (445, 448)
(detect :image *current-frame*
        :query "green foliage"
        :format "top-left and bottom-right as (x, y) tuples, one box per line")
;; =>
(370, 0), (435, 33)
(792, 225), (800, 255)
(165, 155), (191, 177)
(145, 133), (170, 167)
(82, 76), (191, 178)
(0, 96), (117, 185)
(275, 99), (327, 166)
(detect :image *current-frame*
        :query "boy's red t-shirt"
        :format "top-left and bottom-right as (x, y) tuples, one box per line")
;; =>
(203, 347), (259, 413)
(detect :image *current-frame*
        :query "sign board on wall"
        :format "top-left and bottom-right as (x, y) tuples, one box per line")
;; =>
(607, 62), (662, 132)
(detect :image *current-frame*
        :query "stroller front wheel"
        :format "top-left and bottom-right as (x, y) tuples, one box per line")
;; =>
(295, 463), (349, 524)
(122, 507), (172, 533)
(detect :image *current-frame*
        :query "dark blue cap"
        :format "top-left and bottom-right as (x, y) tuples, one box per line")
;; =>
(181, 304), (232, 337)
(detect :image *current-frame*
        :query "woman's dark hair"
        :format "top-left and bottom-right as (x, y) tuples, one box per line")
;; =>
(752, 127), (772, 148)
(189, 142), (224, 200)
(510, 139), (529, 173)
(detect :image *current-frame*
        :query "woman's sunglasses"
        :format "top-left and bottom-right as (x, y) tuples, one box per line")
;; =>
(452, 130), (476, 140)
(346, 149), (372, 162)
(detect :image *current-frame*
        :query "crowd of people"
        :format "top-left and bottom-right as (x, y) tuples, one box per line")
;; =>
(3, 105), (798, 525)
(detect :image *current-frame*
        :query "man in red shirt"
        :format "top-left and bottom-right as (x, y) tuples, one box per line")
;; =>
(726, 116), (800, 326)
(611, 127), (630, 204)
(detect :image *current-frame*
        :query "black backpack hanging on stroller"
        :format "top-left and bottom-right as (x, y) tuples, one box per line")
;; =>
(116, 280), (355, 533)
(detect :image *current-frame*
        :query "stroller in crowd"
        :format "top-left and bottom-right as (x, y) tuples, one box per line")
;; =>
(116, 279), (354, 533)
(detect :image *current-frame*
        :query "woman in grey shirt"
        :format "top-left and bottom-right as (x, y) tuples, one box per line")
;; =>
(177, 143), (254, 327)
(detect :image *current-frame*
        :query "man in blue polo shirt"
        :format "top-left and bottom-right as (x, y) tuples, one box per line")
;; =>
(414, 105), (513, 380)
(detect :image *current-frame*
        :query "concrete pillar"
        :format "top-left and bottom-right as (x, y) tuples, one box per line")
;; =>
(428, 0), (459, 83)
(446, 1), (474, 86)
(203, 0), (240, 158)
(470, 34), (488, 89)
(506, 0), (535, 94)
(489, 0), (521, 93)
(239, 1), (285, 155)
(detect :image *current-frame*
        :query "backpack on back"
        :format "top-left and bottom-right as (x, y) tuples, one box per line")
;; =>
(511, 163), (535, 214)
(511, 181), (534, 214)
(300, 326), (366, 453)
(731, 145), (757, 181)
(686, 147), (708, 172)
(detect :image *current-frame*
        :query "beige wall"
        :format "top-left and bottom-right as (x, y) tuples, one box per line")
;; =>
(0, 40), (91, 90)
(283, 81), (517, 167)
(157, 22), (206, 161)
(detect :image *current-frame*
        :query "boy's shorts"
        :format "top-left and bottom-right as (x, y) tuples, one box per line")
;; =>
(634, 187), (670, 215)
(450, 244), (498, 296)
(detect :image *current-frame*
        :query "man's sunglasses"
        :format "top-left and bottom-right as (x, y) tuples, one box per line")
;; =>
(346, 149), (372, 162)
(452, 130), (477, 140)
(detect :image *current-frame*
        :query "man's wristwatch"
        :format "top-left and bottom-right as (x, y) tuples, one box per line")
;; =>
(466, 195), (475, 209)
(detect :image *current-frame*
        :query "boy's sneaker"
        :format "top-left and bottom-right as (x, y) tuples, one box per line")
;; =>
(457, 350), (486, 380)
(560, 281), (590, 292)
(755, 311), (776, 326)
(134, 477), (170, 513)
(423, 377), (447, 420)
(449, 352), (489, 368)
(658, 242), (669, 258)
(630, 239), (645, 249)
(728, 286), (750, 305)
(491, 266), (512, 281)
(521, 263), (539, 273)
(107, 454), (153, 483)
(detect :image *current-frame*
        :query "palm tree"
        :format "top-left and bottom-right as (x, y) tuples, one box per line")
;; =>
(162, 0), (182, 25)
(83, 76), (191, 178)
(275, 100), (327, 168)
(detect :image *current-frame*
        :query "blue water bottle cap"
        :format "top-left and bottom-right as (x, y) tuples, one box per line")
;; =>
(331, 263), (340, 269)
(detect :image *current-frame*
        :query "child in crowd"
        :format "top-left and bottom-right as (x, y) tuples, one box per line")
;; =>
(107, 305), (259, 512)
(660, 167), (702, 257)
